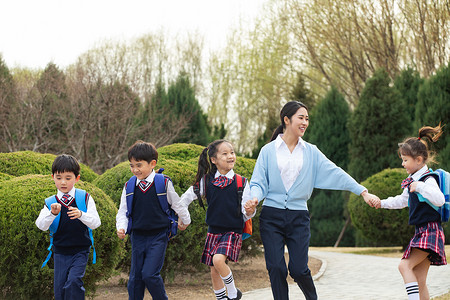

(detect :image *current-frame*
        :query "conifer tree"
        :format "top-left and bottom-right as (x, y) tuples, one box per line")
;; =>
(348, 69), (410, 182)
(307, 87), (353, 246)
(416, 63), (450, 170)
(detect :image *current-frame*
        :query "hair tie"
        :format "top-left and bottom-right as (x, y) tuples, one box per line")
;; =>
(418, 137), (421, 140)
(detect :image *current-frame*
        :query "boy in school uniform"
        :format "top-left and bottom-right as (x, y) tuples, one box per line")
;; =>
(116, 140), (191, 300)
(36, 154), (101, 300)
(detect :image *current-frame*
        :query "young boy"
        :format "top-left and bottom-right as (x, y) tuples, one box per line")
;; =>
(36, 154), (101, 300)
(116, 140), (191, 300)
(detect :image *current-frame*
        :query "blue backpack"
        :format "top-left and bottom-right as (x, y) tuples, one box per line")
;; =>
(416, 168), (450, 222)
(125, 169), (178, 240)
(41, 189), (96, 268)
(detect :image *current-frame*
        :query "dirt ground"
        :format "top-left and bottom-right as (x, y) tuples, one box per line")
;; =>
(93, 252), (321, 299)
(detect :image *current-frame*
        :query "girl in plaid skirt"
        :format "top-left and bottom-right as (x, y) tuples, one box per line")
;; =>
(372, 124), (446, 300)
(180, 140), (255, 300)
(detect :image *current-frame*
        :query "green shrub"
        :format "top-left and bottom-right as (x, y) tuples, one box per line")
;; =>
(0, 151), (98, 182)
(348, 168), (414, 247)
(157, 143), (204, 161)
(0, 172), (13, 182)
(0, 175), (122, 299)
(93, 143), (261, 278)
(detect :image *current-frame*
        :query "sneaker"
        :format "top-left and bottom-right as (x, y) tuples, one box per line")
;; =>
(229, 289), (242, 300)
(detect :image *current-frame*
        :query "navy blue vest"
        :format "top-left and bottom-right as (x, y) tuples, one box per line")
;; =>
(205, 176), (244, 234)
(131, 182), (169, 235)
(53, 196), (91, 255)
(408, 176), (441, 226)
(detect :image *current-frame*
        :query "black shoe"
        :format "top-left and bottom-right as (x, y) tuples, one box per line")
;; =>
(229, 288), (242, 300)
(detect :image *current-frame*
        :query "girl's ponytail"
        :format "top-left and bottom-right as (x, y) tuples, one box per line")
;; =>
(194, 147), (210, 185)
(418, 124), (444, 143)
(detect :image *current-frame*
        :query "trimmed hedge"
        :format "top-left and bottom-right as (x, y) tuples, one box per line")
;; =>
(0, 151), (98, 182)
(348, 168), (414, 247)
(93, 143), (261, 278)
(0, 175), (122, 299)
(0, 172), (13, 182)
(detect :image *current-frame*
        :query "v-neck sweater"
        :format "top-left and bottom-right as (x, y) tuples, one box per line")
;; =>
(250, 140), (366, 210)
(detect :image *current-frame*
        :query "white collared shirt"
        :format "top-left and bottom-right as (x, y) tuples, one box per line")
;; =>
(116, 170), (191, 232)
(275, 134), (306, 192)
(35, 187), (101, 231)
(381, 165), (445, 209)
(180, 169), (254, 220)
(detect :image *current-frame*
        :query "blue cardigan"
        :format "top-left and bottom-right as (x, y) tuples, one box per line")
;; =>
(250, 140), (366, 210)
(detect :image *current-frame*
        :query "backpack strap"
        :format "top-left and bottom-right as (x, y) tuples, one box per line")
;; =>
(41, 195), (59, 268)
(74, 189), (96, 265)
(416, 171), (441, 211)
(154, 172), (178, 239)
(125, 176), (137, 235)
(235, 174), (246, 216)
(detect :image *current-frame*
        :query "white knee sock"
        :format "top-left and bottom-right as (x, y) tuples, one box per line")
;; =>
(221, 271), (237, 298)
(214, 287), (227, 300)
(405, 282), (419, 300)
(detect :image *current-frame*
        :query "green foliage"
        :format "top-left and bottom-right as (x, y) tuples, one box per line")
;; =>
(348, 69), (411, 182)
(0, 175), (122, 299)
(93, 143), (261, 279)
(348, 168), (414, 247)
(416, 63), (450, 170)
(0, 172), (13, 182)
(393, 68), (424, 131)
(0, 151), (98, 182)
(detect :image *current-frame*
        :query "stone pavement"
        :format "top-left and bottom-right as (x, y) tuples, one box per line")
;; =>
(243, 250), (450, 299)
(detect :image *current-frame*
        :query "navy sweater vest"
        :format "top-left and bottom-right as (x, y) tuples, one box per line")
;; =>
(408, 176), (441, 226)
(131, 183), (169, 235)
(205, 177), (244, 234)
(53, 197), (91, 255)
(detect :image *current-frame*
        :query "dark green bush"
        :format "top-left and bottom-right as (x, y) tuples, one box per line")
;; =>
(348, 168), (414, 247)
(93, 143), (261, 278)
(0, 151), (98, 182)
(0, 172), (13, 182)
(0, 175), (122, 299)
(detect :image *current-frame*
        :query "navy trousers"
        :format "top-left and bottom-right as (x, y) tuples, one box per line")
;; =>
(54, 251), (89, 300)
(260, 206), (317, 300)
(128, 231), (168, 300)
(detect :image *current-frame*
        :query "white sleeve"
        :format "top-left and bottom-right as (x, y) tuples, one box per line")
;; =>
(116, 187), (128, 231)
(241, 181), (255, 221)
(415, 177), (445, 207)
(35, 204), (57, 231)
(167, 181), (191, 225)
(381, 189), (409, 209)
(79, 195), (101, 229)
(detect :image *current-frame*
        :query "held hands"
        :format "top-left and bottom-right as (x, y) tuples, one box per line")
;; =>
(178, 221), (189, 231)
(244, 198), (258, 216)
(361, 191), (381, 209)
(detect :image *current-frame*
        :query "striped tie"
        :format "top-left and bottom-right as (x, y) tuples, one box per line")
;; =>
(61, 194), (73, 205)
(139, 180), (150, 192)
(212, 175), (233, 188)
(401, 177), (414, 189)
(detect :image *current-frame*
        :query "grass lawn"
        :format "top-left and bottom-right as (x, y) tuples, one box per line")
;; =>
(312, 246), (450, 299)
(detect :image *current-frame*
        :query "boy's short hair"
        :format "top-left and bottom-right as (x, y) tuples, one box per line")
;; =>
(52, 154), (80, 177)
(128, 140), (158, 163)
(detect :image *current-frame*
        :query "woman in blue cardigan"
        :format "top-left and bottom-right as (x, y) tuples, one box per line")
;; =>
(245, 101), (378, 300)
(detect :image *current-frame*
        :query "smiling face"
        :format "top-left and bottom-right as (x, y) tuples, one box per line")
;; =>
(52, 171), (80, 194)
(129, 158), (156, 180)
(284, 107), (309, 138)
(210, 142), (236, 175)
(401, 154), (424, 175)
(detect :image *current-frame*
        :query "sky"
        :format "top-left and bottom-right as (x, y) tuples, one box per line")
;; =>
(0, 0), (266, 69)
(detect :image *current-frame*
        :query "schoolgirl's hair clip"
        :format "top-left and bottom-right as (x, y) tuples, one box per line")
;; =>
(417, 137), (421, 140)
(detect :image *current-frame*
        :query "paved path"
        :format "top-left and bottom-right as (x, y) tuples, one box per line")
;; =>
(244, 250), (450, 299)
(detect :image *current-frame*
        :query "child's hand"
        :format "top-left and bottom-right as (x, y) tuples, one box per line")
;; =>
(361, 191), (379, 208)
(409, 182), (418, 192)
(178, 221), (188, 231)
(371, 198), (381, 209)
(50, 203), (61, 215)
(117, 229), (126, 240)
(244, 198), (258, 216)
(67, 206), (82, 219)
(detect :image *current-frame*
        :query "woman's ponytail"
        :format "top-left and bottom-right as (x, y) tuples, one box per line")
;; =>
(270, 125), (284, 142)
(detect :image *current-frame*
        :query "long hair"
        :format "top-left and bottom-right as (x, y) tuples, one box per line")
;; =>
(270, 101), (308, 141)
(398, 123), (444, 164)
(194, 139), (230, 184)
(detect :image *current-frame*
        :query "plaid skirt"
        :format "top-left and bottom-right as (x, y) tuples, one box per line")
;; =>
(402, 222), (447, 265)
(201, 232), (242, 266)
